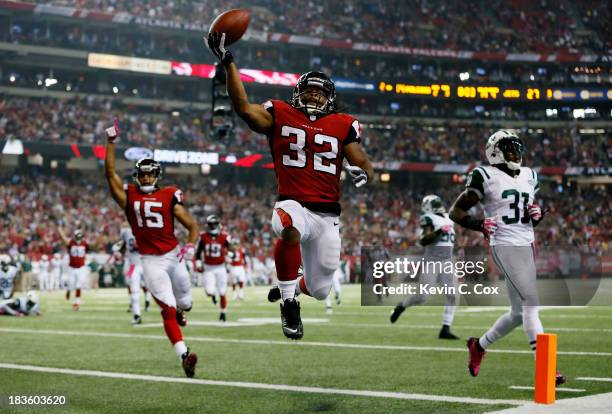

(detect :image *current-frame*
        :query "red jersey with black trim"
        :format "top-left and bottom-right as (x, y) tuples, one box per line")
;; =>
(230, 247), (246, 267)
(198, 232), (230, 266)
(124, 184), (182, 255)
(68, 240), (88, 268)
(263, 100), (361, 204)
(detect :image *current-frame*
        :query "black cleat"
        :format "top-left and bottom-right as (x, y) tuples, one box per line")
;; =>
(390, 305), (405, 323)
(438, 325), (460, 340)
(335, 293), (341, 306)
(210, 295), (217, 305)
(556, 371), (567, 386)
(131, 315), (142, 325)
(280, 298), (303, 340)
(144, 300), (150, 312)
(219, 312), (226, 322)
(268, 286), (281, 303)
(181, 349), (198, 378)
(176, 309), (187, 327)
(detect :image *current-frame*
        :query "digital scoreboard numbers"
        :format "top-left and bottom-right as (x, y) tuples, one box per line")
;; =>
(377, 82), (610, 102)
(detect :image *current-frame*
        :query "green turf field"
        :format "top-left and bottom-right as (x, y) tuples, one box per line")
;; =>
(1, 286), (611, 413)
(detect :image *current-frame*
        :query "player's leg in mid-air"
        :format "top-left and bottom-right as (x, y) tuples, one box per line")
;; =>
(466, 246), (565, 384)
(141, 249), (197, 377)
(325, 267), (344, 314)
(269, 200), (308, 339)
(231, 265), (246, 300)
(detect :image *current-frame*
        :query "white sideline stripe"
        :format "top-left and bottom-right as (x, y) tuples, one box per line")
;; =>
(576, 377), (612, 382)
(2, 328), (611, 356)
(508, 386), (586, 393)
(0, 363), (527, 406)
(341, 323), (612, 333)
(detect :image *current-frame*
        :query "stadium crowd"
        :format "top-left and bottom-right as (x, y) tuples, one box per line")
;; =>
(2, 15), (607, 86)
(1, 95), (609, 168)
(1, 173), (608, 265)
(19, 0), (610, 54)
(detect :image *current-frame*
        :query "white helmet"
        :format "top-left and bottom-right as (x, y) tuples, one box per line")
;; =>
(421, 195), (446, 215)
(485, 129), (525, 171)
(41, 255), (49, 261)
(74, 229), (84, 241)
(0, 254), (10, 266)
(26, 290), (39, 305)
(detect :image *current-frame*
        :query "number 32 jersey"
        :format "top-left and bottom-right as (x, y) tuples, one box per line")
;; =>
(263, 100), (361, 208)
(124, 184), (182, 255)
(466, 166), (539, 246)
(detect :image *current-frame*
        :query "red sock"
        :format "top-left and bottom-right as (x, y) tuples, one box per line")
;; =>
(274, 239), (301, 282)
(299, 276), (311, 297)
(238, 281), (244, 288)
(142, 286), (148, 294)
(155, 298), (183, 345)
(76, 289), (81, 298)
(220, 295), (227, 310)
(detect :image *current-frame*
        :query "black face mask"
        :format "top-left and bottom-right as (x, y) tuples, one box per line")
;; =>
(498, 138), (525, 163)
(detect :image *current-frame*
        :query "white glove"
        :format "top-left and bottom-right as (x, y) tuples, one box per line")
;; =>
(105, 118), (120, 143)
(528, 204), (542, 221)
(345, 165), (368, 188)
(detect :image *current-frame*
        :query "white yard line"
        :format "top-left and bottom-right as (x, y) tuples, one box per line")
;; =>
(576, 377), (612, 383)
(508, 386), (586, 393)
(1, 328), (611, 356)
(0, 362), (527, 406)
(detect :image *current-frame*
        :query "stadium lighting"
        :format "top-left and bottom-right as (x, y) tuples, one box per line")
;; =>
(44, 78), (58, 87)
(9, 75), (16, 83)
(459, 72), (470, 81)
(112, 86), (119, 94)
(380, 172), (391, 183)
(66, 84), (72, 91)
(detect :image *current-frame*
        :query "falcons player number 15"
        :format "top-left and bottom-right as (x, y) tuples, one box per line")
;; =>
(281, 126), (339, 175)
(133, 201), (164, 228)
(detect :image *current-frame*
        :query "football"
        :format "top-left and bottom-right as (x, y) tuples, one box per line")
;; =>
(209, 9), (250, 46)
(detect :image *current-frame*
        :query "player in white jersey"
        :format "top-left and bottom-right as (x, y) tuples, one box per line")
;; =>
(50, 253), (62, 290)
(0, 290), (40, 316)
(0, 255), (19, 300)
(38, 255), (50, 291)
(449, 129), (565, 385)
(118, 227), (146, 324)
(390, 195), (459, 339)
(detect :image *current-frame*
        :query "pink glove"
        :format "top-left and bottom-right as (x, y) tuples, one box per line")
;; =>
(440, 224), (453, 233)
(177, 243), (195, 262)
(105, 118), (120, 143)
(528, 204), (542, 221)
(482, 216), (498, 240)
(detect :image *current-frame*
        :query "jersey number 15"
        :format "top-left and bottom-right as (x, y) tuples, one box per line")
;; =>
(133, 201), (164, 228)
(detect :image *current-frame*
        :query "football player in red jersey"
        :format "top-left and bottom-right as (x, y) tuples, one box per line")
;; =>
(208, 33), (374, 339)
(195, 215), (231, 322)
(104, 119), (200, 378)
(228, 238), (248, 300)
(58, 228), (89, 310)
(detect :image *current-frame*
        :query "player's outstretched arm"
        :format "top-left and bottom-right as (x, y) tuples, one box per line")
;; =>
(104, 119), (127, 209)
(206, 32), (272, 134)
(344, 142), (374, 187)
(57, 227), (70, 246)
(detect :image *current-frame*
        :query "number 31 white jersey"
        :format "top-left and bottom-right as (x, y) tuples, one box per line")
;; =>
(466, 165), (539, 246)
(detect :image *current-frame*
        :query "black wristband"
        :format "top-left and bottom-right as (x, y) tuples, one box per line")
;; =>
(458, 215), (484, 232)
(222, 51), (234, 65)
